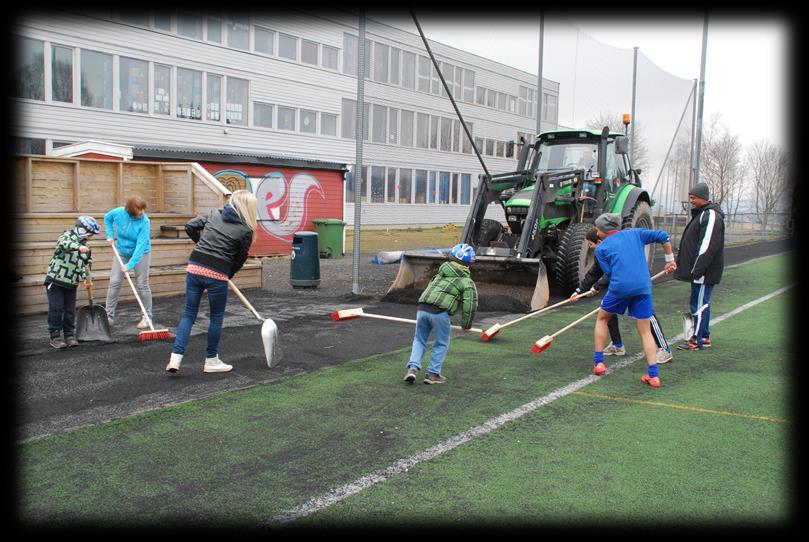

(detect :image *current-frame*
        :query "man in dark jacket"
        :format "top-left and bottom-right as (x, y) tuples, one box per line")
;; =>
(674, 182), (725, 350)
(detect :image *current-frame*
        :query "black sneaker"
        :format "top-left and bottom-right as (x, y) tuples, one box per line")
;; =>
(424, 372), (447, 385)
(403, 368), (418, 384)
(50, 335), (68, 349)
(64, 334), (79, 347)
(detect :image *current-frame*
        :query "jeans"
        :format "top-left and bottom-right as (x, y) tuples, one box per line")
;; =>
(172, 273), (229, 358)
(689, 282), (714, 346)
(106, 252), (152, 320)
(407, 310), (452, 376)
(45, 283), (77, 337)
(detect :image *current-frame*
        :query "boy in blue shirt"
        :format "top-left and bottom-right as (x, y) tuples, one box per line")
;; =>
(591, 213), (677, 388)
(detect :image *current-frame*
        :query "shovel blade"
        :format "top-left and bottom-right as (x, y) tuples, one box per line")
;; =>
(261, 318), (282, 368)
(76, 305), (113, 342)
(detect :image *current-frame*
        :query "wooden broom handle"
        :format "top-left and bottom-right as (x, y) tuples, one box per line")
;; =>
(228, 280), (264, 322)
(110, 242), (155, 331)
(502, 290), (595, 330)
(359, 312), (483, 334)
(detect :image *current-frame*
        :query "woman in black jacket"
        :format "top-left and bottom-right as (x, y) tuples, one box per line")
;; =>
(166, 190), (258, 374)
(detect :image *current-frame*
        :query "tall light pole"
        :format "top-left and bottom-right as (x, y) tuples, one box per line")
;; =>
(630, 46), (638, 163)
(536, 12), (545, 138)
(693, 12), (709, 188)
(352, 9), (366, 295)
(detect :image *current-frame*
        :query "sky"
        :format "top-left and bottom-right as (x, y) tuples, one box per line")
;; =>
(381, 13), (789, 150)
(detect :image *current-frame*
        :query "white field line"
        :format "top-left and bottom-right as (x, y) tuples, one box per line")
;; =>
(266, 282), (795, 527)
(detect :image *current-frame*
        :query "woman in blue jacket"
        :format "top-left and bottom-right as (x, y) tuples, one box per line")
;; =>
(104, 196), (152, 328)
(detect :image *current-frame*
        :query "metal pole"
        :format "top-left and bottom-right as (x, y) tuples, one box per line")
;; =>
(693, 12), (709, 187)
(688, 78), (698, 189)
(630, 46), (638, 162)
(536, 12), (545, 137)
(351, 9), (366, 295)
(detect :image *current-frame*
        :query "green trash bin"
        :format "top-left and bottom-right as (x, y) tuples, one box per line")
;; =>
(290, 232), (320, 288)
(312, 218), (346, 259)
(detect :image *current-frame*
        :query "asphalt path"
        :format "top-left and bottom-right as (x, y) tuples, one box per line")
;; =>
(12, 239), (793, 443)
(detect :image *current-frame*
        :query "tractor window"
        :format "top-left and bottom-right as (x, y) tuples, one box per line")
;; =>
(605, 142), (628, 193)
(536, 142), (597, 174)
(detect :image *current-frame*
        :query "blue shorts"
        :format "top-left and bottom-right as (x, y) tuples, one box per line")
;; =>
(601, 293), (654, 320)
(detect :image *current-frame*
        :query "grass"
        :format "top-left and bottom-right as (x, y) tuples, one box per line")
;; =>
(345, 225), (462, 254)
(16, 253), (794, 528)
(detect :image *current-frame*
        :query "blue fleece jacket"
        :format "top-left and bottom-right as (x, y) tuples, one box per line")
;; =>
(595, 228), (670, 298)
(104, 207), (151, 271)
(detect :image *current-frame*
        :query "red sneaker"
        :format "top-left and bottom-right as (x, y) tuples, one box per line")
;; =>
(677, 338), (702, 351)
(641, 374), (661, 388)
(593, 362), (606, 375)
(702, 338), (712, 348)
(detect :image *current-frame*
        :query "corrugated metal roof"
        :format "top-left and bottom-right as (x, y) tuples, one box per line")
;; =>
(132, 145), (348, 172)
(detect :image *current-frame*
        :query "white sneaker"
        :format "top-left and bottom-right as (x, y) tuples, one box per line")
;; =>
(166, 353), (183, 373)
(136, 316), (150, 329)
(204, 355), (233, 373)
(603, 343), (626, 356)
(656, 348), (673, 364)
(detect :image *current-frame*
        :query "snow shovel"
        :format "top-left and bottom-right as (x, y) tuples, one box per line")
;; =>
(228, 280), (281, 368)
(480, 290), (596, 342)
(332, 307), (484, 334)
(76, 284), (113, 342)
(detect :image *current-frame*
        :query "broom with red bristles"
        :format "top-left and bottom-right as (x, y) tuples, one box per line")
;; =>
(110, 243), (171, 341)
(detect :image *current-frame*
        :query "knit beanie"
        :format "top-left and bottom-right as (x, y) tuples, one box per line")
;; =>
(595, 213), (622, 233)
(688, 182), (710, 201)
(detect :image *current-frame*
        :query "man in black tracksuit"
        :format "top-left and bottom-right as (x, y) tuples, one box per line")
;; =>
(570, 227), (672, 363)
(673, 182), (725, 350)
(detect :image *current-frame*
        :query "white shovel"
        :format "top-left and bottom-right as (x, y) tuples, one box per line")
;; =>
(228, 280), (282, 368)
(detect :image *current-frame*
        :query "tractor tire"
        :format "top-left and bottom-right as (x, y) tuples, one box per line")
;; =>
(552, 222), (595, 296)
(622, 201), (656, 271)
(475, 219), (504, 248)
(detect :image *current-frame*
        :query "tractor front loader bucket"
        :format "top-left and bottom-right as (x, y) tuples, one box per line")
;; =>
(385, 252), (550, 312)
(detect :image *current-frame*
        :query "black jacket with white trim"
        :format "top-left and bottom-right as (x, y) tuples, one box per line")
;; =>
(674, 201), (725, 285)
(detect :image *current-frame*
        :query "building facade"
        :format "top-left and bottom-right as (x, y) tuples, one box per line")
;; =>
(12, 8), (560, 228)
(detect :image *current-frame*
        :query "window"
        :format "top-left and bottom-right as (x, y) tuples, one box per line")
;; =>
(119, 57), (148, 113)
(360, 166), (368, 203)
(496, 140), (505, 157)
(300, 109), (317, 133)
(414, 169), (427, 204)
(51, 45), (73, 103)
(440, 118), (452, 152)
(80, 50), (112, 109)
(342, 33), (357, 75)
(399, 169), (412, 203)
(154, 64), (171, 115)
(206, 74), (221, 121)
(508, 95), (516, 113)
(430, 63), (440, 94)
(390, 48), (400, 85)
(452, 120), (460, 153)
(416, 113), (429, 149)
(225, 77), (248, 125)
(301, 39), (318, 65)
(497, 92), (506, 110)
(277, 106), (295, 131)
(527, 88), (535, 118)
(341, 98), (355, 138)
(254, 102), (273, 128)
(15, 37), (44, 100)
(372, 104), (386, 143)
(417, 56), (430, 92)
(463, 69), (475, 102)
(486, 89), (496, 108)
(543, 92), (558, 123)
(345, 166), (355, 203)
(177, 12), (203, 39)
(428, 171), (436, 203)
(322, 45), (338, 70)
(401, 110), (414, 147)
(474, 137), (484, 155)
(373, 42), (388, 83)
(226, 15), (249, 50)
(387, 168), (397, 203)
(429, 116), (439, 149)
(518, 86), (527, 116)
(254, 26), (274, 55)
(362, 103), (370, 140)
(402, 51), (415, 89)
(364, 39), (371, 78)
(451, 173), (458, 204)
(460, 174), (471, 204)
(12, 137), (45, 155)
(475, 86), (486, 106)
(321, 113), (337, 136)
(441, 62), (453, 97)
(371, 166), (385, 203)
(153, 13), (173, 31)
(388, 108), (398, 145)
(454, 66), (463, 99)
(439, 172), (450, 204)
(485, 139), (494, 156)
(463, 122), (474, 154)
(176, 67), (202, 119)
(279, 34), (297, 61)
(345, 165), (367, 203)
(206, 15), (222, 43)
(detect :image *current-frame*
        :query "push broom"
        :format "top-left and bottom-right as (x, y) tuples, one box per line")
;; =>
(530, 270), (667, 356)
(332, 307), (483, 334)
(480, 290), (595, 342)
(110, 243), (171, 341)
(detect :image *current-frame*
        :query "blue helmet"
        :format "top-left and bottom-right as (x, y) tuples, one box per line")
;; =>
(450, 243), (475, 265)
(75, 215), (100, 237)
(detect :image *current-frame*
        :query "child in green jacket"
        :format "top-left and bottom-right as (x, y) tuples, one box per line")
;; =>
(403, 243), (478, 385)
(45, 216), (98, 348)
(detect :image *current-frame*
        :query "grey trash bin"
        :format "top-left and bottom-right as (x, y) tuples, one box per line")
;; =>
(290, 231), (320, 288)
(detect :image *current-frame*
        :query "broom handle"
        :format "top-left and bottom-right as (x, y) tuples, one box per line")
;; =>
(228, 280), (264, 322)
(502, 290), (595, 330)
(359, 312), (483, 334)
(549, 269), (668, 340)
(110, 242), (155, 331)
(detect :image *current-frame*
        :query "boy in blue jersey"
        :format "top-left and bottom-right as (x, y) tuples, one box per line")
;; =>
(591, 213), (677, 388)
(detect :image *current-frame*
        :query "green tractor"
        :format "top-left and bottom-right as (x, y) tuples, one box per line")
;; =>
(388, 125), (655, 311)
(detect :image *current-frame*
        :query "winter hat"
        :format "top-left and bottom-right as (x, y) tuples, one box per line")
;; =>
(595, 213), (622, 233)
(688, 182), (710, 201)
(74, 216), (99, 238)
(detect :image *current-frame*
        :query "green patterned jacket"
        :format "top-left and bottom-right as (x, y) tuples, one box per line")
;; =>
(44, 230), (92, 288)
(418, 261), (478, 329)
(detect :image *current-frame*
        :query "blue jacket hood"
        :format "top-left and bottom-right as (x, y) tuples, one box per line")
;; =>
(222, 204), (243, 224)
